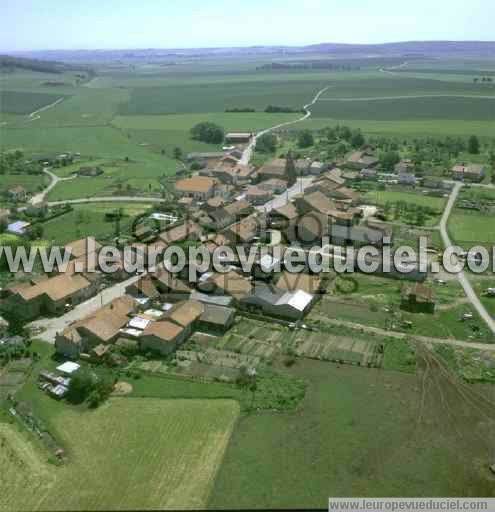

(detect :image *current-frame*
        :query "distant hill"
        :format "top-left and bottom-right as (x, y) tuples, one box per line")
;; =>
(7, 41), (495, 63)
(0, 54), (95, 77)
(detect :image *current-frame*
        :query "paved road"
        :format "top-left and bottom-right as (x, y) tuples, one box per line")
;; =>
(256, 177), (314, 212)
(47, 196), (164, 207)
(239, 85), (331, 165)
(29, 274), (141, 343)
(29, 168), (76, 206)
(439, 182), (495, 336)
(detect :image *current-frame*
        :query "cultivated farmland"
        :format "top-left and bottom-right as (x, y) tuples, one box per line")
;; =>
(1, 398), (240, 511)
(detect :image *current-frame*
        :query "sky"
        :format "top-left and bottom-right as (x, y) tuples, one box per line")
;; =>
(1, 0), (494, 51)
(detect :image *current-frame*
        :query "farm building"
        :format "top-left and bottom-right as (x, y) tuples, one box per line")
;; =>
(197, 304), (236, 334)
(2, 273), (96, 321)
(241, 284), (314, 320)
(345, 151), (379, 170)
(276, 271), (322, 295)
(140, 321), (186, 356)
(451, 163), (485, 182)
(55, 296), (137, 357)
(175, 176), (215, 201)
(257, 158), (288, 181)
(225, 132), (253, 143)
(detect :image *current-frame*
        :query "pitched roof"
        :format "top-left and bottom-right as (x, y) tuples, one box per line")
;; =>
(153, 268), (191, 293)
(142, 320), (183, 342)
(175, 176), (215, 194)
(272, 202), (299, 220)
(16, 273), (92, 302)
(167, 300), (204, 327)
(63, 295), (136, 343)
(65, 238), (102, 259)
(276, 271), (321, 294)
(224, 199), (252, 217)
(300, 191), (354, 221)
(199, 303), (235, 326)
(132, 275), (160, 299)
(211, 270), (252, 299)
(159, 221), (202, 244)
(226, 216), (259, 243)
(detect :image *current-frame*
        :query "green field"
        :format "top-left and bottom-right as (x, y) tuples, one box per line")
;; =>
(312, 96), (495, 121)
(449, 210), (495, 248)
(209, 359), (495, 507)
(0, 90), (66, 115)
(41, 202), (153, 244)
(1, 398), (239, 511)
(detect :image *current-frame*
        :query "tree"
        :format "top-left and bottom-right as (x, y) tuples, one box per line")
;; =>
(67, 369), (96, 404)
(173, 146), (183, 160)
(350, 129), (365, 148)
(297, 130), (314, 148)
(255, 133), (277, 153)
(468, 135), (480, 154)
(190, 122), (224, 144)
(380, 150), (400, 172)
(285, 151), (297, 186)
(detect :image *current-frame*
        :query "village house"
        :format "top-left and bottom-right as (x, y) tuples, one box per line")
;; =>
(65, 237), (103, 260)
(451, 163), (485, 182)
(258, 178), (287, 195)
(139, 321), (186, 356)
(345, 150), (379, 170)
(295, 191), (357, 227)
(224, 216), (261, 245)
(126, 275), (160, 301)
(223, 199), (253, 219)
(210, 270), (253, 301)
(159, 220), (203, 245)
(246, 186), (273, 206)
(175, 176), (215, 201)
(257, 158), (288, 181)
(268, 202), (299, 229)
(165, 300), (204, 337)
(327, 186), (360, 204)
(400, 283), (435, 313)
(211, 164), (256, 186)
(151, 268), (192, 300)
(3, 273), (96, 321)
(55, 295), (136, 357)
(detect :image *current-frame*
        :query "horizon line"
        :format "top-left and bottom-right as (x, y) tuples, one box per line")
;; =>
(3, 39), (495, 54)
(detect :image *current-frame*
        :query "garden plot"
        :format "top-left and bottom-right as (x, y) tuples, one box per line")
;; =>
(291, 332), (382, 367)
